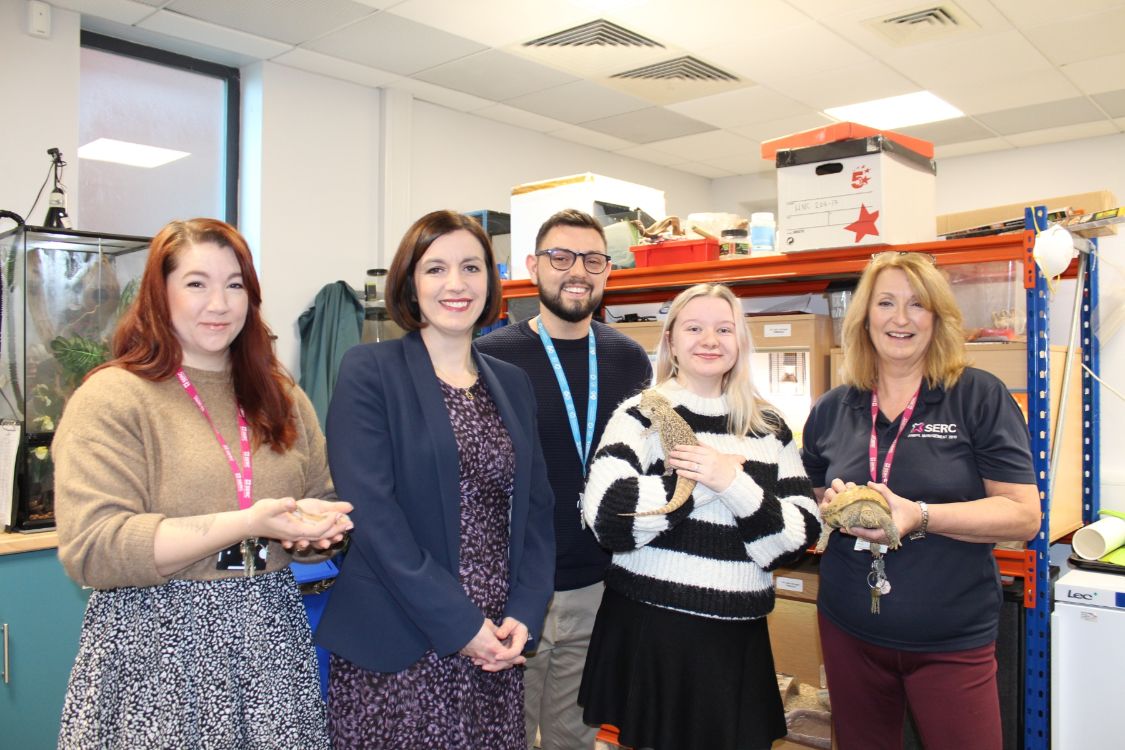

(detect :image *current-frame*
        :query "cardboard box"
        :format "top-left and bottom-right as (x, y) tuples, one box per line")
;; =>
(936, 190), (1117, 237)
(509, 173), (665, 280)
(776, 136), (937, 253)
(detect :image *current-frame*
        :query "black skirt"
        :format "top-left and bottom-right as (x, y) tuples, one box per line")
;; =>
(579, 587), (786, 750)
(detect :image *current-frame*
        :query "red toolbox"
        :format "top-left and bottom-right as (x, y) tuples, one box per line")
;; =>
(630, 238), (719, 267)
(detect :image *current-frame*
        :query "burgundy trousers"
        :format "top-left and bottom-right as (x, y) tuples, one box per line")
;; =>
(818, 612), (1002, 750)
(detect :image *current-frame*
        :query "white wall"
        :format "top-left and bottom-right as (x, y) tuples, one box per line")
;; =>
(409, 99), (713, 236)
(0, 1), (81, 227)
(240, 61), (381, 375)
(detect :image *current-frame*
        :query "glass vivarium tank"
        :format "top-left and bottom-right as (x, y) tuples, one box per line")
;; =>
(0, 225), (150, 530)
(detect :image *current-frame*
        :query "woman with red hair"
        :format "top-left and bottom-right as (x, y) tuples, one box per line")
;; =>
(53, 218), (353, 749)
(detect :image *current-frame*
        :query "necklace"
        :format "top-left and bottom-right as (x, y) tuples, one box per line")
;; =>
(434, 365), (478, 398)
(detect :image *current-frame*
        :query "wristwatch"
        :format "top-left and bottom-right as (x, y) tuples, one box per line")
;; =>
(909, 501), (929, 541)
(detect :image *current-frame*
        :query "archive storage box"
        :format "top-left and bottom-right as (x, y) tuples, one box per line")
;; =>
(775, 135), (936, 253)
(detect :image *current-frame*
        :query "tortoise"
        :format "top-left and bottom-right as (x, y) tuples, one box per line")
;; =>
(815, 485), (901, 553)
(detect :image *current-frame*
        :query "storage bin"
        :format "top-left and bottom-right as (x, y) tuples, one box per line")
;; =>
(630, 238), (719, 267)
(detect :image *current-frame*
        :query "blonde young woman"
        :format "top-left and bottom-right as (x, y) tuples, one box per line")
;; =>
(801, 251), (1038, 750)
(578, 283), (821, 750)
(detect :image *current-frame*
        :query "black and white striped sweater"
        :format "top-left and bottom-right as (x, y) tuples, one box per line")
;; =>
(582, 381), (821, 620)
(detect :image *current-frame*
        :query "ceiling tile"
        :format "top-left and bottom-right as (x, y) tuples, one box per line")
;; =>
(935, 138), (1014, 160)
(504, 81), (649, 125)
(644, 130), (757, 161)
(393, 78), (493, 112)
(303, 12), (486, 76)
(897, 118), (998, 147)
(672, 162), (736, 179)
(1021, 7), (1125, 66)
(1005, 120), (1119, 148)
(136, 10), (293, 59)
(730, 112), (836, 144)
(415, 50), (578, 102)
(612, 145), (685, 167)
(271, 48), (403, 88)
(473, 104), (567, 133)
(706, 22), (875, 89)
(81, 15), (266, 67)
(49, 0), (156, 25)
(1093, 89), (1125, 118)
(548, 125), (634, 152)
(387, 0), (595, 48)
(1062, 52), (1125, 95)
(935, 68), (1083, 115)
(701, 152), (773, 175)
(164, 0), (376, 44)
(989, 0), (1125, 27)
(621, 0), (809, 51)
(975, 97), (1107, 136)
(665, 86), (809, 129)
(766, 61), (917, 112)
(883, 30), (1053, 92)
(578, 107), (715, 144)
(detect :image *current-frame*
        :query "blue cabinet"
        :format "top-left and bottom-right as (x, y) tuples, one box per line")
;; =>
(0, 548), (90, 749)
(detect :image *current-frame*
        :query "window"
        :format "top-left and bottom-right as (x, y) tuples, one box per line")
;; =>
(78, 32), (239, 236)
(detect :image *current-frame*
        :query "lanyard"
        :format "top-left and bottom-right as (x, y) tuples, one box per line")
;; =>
(868, 388), (919, 484)
(536, 317), (598, 476)
(176, 368), (253, 510)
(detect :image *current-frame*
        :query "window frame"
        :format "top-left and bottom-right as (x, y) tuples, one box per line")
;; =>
(80, 31), (241, 226)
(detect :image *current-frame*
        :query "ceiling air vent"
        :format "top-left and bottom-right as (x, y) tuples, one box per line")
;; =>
(864, 3), (979, 45)
(524, 19), (663, 48)
(612, 56), (737, 82)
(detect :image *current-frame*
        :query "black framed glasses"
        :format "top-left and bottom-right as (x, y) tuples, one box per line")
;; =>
(535, 248), (611, 274)
(870, 250), (937, 265)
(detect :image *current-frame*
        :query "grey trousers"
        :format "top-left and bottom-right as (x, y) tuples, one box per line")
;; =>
(524, 581), (604, 750)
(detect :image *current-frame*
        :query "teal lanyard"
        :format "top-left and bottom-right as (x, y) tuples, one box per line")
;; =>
(536, 317), (598, 477)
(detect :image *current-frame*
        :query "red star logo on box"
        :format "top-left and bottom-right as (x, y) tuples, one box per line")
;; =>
(851, 165), (871, 189)
(845, 204), (880, 242)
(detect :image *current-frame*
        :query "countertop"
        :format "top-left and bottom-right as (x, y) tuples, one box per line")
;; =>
(0, 530), (59, 556)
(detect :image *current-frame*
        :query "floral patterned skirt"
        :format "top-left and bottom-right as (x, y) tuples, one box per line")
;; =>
(58, 569), (329, 750)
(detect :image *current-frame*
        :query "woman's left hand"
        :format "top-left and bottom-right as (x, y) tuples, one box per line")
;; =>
(279, 498), (354, 552)
(467, 617), (529, 672)
(668, 444), (743, 494)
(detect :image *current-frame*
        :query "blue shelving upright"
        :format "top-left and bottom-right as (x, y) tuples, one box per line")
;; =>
(1022, 205), (1101, 749)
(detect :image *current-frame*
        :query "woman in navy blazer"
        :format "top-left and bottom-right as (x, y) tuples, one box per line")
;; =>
(316, 210), (555, 749)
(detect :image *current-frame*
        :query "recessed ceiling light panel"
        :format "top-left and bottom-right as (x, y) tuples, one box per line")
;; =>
(78, 138), (191, 168)
(824, 91), (963, 129)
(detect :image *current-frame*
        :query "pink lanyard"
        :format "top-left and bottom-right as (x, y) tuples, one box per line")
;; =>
(869, 388), (920, 484)
(175, 368), (253, 510)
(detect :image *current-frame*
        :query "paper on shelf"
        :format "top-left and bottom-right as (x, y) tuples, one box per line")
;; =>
(0, 420), (20, 531)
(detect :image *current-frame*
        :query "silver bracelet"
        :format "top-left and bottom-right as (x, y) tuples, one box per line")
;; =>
(909, 501), (929, 541)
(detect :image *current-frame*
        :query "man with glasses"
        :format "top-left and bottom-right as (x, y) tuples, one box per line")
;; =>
(476, 209), (652, 750)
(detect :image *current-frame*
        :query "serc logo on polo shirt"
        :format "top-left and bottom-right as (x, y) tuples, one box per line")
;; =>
(907, 421), (959, 439)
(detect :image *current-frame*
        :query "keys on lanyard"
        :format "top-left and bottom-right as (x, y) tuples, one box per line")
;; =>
(867, 552), (891, 614)
(860, 387), (919, 615)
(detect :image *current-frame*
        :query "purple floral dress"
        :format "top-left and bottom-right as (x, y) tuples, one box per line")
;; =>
(328, 378), (523, 749)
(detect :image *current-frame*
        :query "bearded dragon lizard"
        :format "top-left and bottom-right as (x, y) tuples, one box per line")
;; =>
(619, 389), (699, 517)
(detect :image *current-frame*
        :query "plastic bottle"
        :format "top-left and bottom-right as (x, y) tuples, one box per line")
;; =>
(750, 212), (776, 253)
(719, 228), (749, 260)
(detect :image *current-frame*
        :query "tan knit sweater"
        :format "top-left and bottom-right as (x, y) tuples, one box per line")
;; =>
(54, 365), (335, 589)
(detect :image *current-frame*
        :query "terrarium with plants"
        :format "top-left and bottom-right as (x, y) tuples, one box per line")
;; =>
(0, 225), (149, 530)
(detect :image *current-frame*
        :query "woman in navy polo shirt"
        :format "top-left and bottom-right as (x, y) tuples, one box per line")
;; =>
(801, 251), (1039, 750)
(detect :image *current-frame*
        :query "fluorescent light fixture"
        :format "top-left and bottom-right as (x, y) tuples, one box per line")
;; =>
(78, 138), (190, 168)
(823, 91), (963, 129)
